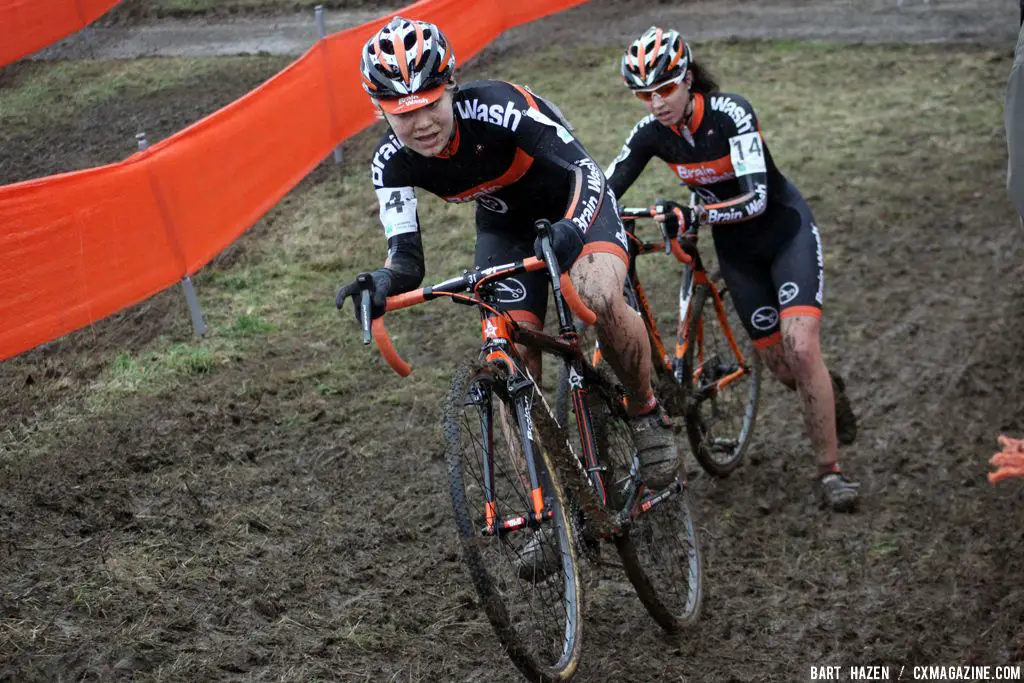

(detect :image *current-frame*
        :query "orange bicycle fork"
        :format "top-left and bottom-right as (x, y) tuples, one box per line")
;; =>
(703, 283), (749, 391)
(676, 269), (751, 395)
(478, 314), (554, 537)
(472, 236), (604, 537)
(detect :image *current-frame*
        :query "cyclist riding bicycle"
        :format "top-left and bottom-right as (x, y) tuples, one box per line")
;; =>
(336, 18), (682, 492)
(605, 27), (861, 512)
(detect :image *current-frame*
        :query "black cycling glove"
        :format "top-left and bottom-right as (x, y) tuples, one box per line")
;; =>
(336, 269), (393, 323)
(534, 218), (584, 272)
(655, 199), (701, 239)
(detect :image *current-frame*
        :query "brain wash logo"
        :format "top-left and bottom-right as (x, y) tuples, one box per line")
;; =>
(751, 306), (779, 331)
(398, 94), (428, 107)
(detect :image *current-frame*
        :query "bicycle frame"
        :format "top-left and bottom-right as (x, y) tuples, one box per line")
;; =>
(617, 207), (754, 401)
(353, 226), (679, 539)
(473, 290), (685, 534)
(354, 230), (611, 523)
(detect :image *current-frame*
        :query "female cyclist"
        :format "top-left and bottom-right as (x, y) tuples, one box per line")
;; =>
(605, 27), (860, 512)
(336, 17), (682, 495)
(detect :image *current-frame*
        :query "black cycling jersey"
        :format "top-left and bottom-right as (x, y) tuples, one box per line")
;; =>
(606, 91), (826, 343)
(370, 80), (624, 301)
(606, 91), (801, 226)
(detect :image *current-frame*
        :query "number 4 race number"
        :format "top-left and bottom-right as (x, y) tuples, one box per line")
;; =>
(376, 187), (419, 238)
(384, 190), (405, 213)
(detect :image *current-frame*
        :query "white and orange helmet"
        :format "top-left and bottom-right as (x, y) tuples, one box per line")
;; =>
(360, 16), (456, 114)
(621, 26), (692, 91)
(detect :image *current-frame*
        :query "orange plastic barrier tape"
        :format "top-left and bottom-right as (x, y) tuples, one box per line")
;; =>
(0, 0), (589, 362)
(0, 0), (123, 67)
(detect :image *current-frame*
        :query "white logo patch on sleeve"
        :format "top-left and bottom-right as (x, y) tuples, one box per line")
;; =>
(525, 108), (575, 144)
(729, 132), (767, 177)
(376, 187), (419, 239)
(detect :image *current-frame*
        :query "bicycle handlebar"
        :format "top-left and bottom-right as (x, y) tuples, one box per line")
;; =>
(618, 204), (694, 266)
(619, 207), (657, 218)
(372, 317), (412, 377)
(355, 230), (596, 377)
(554, 265), (597, 326)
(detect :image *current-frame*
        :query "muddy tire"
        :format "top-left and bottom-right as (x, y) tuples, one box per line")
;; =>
(444, 360), (583, 682)
(681, 283), (761, 478)
(557, 362), (704, 632)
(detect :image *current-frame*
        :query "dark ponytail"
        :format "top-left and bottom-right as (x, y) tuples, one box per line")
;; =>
(688, 58), (720, 94)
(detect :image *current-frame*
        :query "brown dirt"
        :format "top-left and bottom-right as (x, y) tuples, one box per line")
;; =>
(3, 2), (1024, 683)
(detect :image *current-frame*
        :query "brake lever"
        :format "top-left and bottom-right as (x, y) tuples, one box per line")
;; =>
(654, 198), (672, 255)
(356, 272), (373, 345)
(535, 220), (563, 283)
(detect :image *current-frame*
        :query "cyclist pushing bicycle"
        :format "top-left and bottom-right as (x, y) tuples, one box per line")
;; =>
(606, 27), (861, 511)
(338, 18), (683, 543)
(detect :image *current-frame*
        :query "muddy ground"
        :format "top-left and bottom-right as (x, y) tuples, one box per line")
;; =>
(3, 1), (1024, 682)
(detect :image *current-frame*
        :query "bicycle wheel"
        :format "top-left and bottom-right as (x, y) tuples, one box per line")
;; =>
(444, 360), (583, 682)
(558, 363), (704, 632)
(681, 278), (761, 478)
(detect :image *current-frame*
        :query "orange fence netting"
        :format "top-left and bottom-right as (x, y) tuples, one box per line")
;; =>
(0, 0), (590, 362)
(0, 0), (123, 67)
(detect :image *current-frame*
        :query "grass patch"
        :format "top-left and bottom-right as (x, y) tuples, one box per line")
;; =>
(228, 314), (277, 337)
(0, 57), (284, 136)
(100, 343), (219, 394)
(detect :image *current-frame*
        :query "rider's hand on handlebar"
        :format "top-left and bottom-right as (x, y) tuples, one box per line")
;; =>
(654, 200), (702, 239)
(336, 269), (392, 323)
(534, 218), (584, 272)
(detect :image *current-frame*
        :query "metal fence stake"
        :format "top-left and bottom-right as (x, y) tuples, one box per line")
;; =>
(316, 5), (344, 165)
(137, 130), (208, 338)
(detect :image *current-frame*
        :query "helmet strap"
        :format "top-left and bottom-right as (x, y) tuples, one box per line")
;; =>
(681, 96), (695, 129)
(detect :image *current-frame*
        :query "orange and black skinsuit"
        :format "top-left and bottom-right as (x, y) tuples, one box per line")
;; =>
(606, 91), (824, 348)
(370, 80), (628, 328)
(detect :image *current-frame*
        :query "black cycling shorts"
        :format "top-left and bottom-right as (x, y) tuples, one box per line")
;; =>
(712, 192), (824, 348)
(473, 195), (629, 327)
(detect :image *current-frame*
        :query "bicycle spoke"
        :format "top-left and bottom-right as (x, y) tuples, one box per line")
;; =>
(558, 360), (704, 632)
(621, 488), (703, 630)
(444, 362), (582, 681)
(683, 282), (762, 477)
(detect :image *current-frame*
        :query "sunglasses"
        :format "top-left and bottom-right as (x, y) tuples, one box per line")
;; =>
(634, 79), (684, 102)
